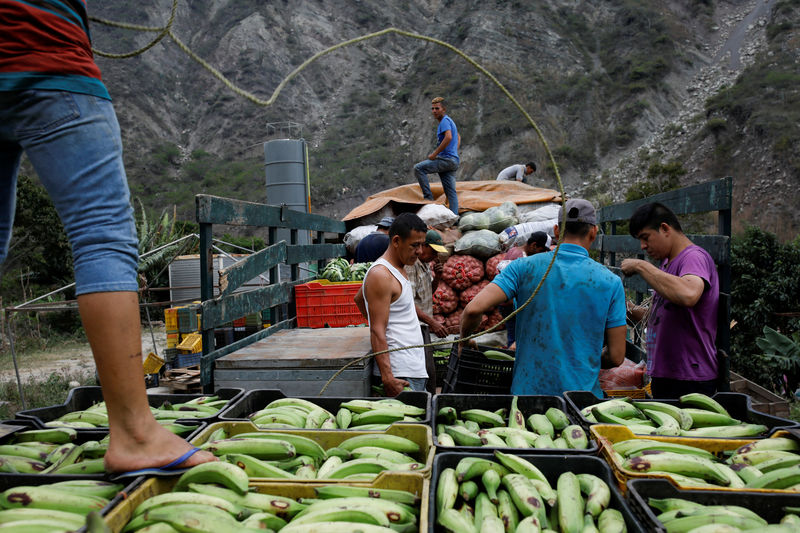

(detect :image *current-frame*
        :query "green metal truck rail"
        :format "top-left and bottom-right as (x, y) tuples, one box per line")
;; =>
(196, 195), (347, 391)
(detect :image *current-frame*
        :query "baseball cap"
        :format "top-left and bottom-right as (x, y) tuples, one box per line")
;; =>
(425, 230), (448, 253)
(558, 199), (597, 225)
(376, 216), (395, 228)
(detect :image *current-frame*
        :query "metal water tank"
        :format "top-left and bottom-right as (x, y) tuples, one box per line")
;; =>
(264, 139), (311, 276)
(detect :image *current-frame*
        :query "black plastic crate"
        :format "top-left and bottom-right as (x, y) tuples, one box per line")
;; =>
(431, 394), (598, 454)
(441, 343), (514, 394)
(218, 389), (432, 428)
(16, 386), (244, 429)
(627, 478), (800, 532)
(0, 418), (205, 480)
(564, 390), (799, 437)
(429, 452), (645, 533)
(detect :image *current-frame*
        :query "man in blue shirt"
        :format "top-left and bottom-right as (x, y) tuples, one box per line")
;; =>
(461, 199), (627, 395)
(413, 96), (460, 214)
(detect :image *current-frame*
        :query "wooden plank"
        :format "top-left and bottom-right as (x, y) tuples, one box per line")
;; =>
(286, 243), (347, 264)
(200, 318), (296, 388)
(594, 234), (730, 264)
(202, 283), (291, 329)
(196, 195), (346, 233)
(218, 242), (286, 298)
(598, 177), (732, 222)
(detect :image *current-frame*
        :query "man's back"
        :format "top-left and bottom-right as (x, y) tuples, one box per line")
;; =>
(492, 243), (626, 395)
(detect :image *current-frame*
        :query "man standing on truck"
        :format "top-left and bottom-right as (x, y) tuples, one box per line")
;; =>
(460, 199), (627, 396)
(621, 202), (719, 399)
(355, 213), (430, 396)
(413, 96), (460, 215)
(0, 0), (214, 475)
(496, 162), (536, 183)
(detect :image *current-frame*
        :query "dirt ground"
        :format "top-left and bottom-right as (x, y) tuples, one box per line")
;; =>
(0, 324), (167, 383)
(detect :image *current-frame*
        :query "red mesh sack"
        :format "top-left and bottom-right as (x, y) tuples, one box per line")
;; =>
(432, 283), (458, 315)
(485, 254), (504, 280)
(441, 254), (484, 290)
(459, 279), (490, 306)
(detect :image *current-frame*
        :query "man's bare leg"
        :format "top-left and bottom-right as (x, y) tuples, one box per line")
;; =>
(77, 291), (215, 473)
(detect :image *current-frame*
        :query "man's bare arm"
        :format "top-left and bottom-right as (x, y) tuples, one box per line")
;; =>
(601, 325), (627, 369)
(428, 129), (453, 160)
(620, 258), (705, 307)
(460, 284), (509, 339)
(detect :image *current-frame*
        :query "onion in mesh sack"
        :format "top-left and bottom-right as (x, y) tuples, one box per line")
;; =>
(459, 279), (490, 306)
(432, 282), (458, 315)
(441, 254), (484, 290)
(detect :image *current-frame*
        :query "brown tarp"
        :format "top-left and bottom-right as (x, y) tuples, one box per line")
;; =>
(343, 180), (562, 221)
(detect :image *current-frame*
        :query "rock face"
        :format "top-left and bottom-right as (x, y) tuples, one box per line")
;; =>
(85, 1), (797, 236)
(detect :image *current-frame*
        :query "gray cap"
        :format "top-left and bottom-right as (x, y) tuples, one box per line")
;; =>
(377, 216), (395, 228)
(558, 199), (597, 225)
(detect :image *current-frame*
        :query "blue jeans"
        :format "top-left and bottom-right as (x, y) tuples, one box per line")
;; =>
(414, 157), (459, 214)
(400, 377), (428, 392)
(0, 90), (138, 295)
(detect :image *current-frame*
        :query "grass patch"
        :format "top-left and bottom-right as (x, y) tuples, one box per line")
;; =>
(0, 370), (97, 420)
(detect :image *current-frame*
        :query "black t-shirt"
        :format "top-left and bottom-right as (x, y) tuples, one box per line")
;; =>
(355, 233), (390, 263)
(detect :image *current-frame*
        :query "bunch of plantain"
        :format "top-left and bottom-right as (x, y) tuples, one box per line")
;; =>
(43, 395), (229, 429)
(199, 426), (425, 481)
(0, 425), (194, 475)
(612, 433), (800, 490)
(647, 496), (800, 532)
(0, 479), (122, 531)
(118, 461), (421, 533)
(248, 396), (426, 430)
(581, 393), (768, 438)
(436, 396), (591, 450)
(436, 451), (627, 533)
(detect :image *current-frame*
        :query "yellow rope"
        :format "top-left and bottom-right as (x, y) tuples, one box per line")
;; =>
(87, 7), (568, 394)
(90, 0), (178, 59)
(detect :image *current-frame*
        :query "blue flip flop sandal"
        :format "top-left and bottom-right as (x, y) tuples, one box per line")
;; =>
(109, 446), (203, 480)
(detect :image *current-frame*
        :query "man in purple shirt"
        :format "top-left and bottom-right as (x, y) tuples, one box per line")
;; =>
(621, 202), (719, 398)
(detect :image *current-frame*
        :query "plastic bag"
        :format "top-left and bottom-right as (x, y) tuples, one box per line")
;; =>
(344, 225), (377, 253)
(520, 203), (561, 223)
(484, 201), (520, 233)
(498, 221), (556, 250)
(416, 204), (459, 230)
(458, 211), (491, 232)
(454, 229), (502, 258)
(599, 359), (647, 391)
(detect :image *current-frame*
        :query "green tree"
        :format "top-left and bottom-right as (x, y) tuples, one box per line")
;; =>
(0, 175), (72, 302)
(730, 226), (800, 391)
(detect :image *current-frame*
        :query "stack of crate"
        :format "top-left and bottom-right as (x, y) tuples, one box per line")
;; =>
(163, 305), (202, 368)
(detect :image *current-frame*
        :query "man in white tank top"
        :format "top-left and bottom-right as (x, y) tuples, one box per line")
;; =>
(354, 213), (429, 396)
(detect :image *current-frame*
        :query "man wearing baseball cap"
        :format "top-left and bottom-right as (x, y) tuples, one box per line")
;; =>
(355, 216), (394, 263)
(461, 199), (627, 395)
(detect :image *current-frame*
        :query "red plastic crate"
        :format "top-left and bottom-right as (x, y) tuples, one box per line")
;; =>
(294, 280), (366, 328)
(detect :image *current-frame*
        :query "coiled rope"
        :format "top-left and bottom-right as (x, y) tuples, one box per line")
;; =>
(87, 3), (568, 394)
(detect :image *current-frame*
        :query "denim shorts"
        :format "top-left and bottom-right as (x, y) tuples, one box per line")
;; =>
(0, 90), (138, 295)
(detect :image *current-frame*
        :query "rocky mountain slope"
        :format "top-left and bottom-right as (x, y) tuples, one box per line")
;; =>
(82, 0), (798, 237)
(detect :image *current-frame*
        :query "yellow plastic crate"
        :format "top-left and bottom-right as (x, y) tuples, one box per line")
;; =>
(190, 421), (434, 480)
(176, 332), (202, 353)
(142, 352), (164, 374)
(103, 472), (428, 533)
(165, 333), (179, 349)
(604, 382), (652, 399)
(164, 307), (178, 333)
(592, 424), (798, 494)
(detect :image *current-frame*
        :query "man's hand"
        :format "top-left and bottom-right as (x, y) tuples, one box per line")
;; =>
(383, 376), (410, 397)
(427, 153), (437, 161)
(430, 321), (448, 339)
(620, 258), (646, 276)
(432, 262), (443, 277)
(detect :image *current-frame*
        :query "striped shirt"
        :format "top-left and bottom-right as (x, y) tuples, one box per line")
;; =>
(0, 0), (109, 99)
